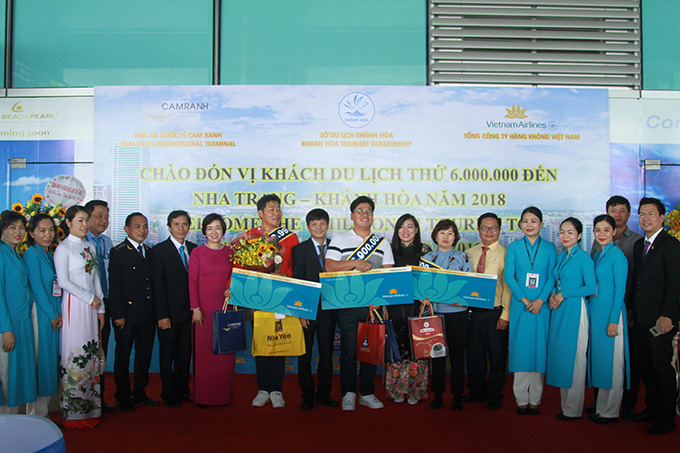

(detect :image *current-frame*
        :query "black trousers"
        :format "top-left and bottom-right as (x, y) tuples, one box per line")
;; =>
(100, 299), (111, 401)
(466, 308), (508, 401)
(157, 320), (191, 400)
(113, 321), (155, 402)
(631, 323), (677, 423)
(432, 311), (469, 398)
(256, 356), (286, 392)
(297, 308), (338, 401)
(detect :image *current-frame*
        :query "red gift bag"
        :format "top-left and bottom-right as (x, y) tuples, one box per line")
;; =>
(357, 308), (385, 365)
(409, 301), (446, 360)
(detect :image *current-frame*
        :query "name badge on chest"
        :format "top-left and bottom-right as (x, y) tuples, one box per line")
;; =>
(526, 273), (539, 289)
(52, 280), (62, 297)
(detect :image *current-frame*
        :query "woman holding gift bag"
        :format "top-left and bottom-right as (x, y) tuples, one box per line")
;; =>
(421, 219), (472, 410)
(189, 213), (235, 407)
(504, 206), (556, 416)
(385, 214), (431, 405)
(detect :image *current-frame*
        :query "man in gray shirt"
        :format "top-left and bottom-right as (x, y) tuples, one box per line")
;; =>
(588, 195), (642, 420)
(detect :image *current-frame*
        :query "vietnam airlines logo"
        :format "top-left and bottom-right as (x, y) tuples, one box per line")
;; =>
(504, 104), (527, 119)
(389, 289), (398, 295)
(294, 301), (303, 307)
(471, 291), (480, 297)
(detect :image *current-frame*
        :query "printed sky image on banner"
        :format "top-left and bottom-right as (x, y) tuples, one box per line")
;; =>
(94, 86), (610, 252)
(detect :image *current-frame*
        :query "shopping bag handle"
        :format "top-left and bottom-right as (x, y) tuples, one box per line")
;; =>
(364, 307), (384, 324)
(419, 299), (433, 318)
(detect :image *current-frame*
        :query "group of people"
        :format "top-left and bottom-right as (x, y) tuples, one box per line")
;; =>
(0, 193), (677, 435)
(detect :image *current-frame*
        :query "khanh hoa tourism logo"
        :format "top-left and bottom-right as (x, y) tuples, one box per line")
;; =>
(338, 92), (375, 128)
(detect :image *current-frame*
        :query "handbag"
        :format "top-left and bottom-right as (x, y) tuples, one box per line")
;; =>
(251, 311), (306, 357)
(212, 306), (247, 354)
(357, 308), (386, 365)
(408, 300), (447, 360)
(384, 318), (401, 363)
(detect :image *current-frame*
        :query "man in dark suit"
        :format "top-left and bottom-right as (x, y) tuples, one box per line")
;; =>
(628, 197), (680, 434)
(108, 212), (159, 411)
(151, 210), (197, 408)
(292, 208), (339, 410)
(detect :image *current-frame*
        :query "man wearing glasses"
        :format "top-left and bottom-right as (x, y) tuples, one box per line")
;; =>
(325, 196), (394, 411)
(463, 213), (511, 410)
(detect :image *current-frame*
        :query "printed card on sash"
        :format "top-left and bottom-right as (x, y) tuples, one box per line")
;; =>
(410, 265), (497, 309)
(269, 226), (294, 242)
(320, 267), (413, 309)
(346, 233), (384, 262)
(230, 268), (321, 320)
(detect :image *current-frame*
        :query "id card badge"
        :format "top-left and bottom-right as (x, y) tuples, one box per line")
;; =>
(274, 313), (286, 319)
(525, 273), (539, 289)
(52, 280), (62, 297)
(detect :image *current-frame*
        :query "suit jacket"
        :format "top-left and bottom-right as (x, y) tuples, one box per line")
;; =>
(150, 238), (197, 323)
(108, 239), (154, 324)
(292, 238), (327, 283)
(628, 230), (680, 328)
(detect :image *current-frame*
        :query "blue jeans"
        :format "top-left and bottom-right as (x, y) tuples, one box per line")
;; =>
(337, 307), (377, 396)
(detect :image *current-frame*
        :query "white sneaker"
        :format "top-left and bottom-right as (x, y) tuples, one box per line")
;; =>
(342, 392), (356, 411)
(393, 396), (405, 403)
(270, 391), (285, 408)
(252, 390), (270, 407)
(359, 394), (384, 409)
(407, 398), (418, 405)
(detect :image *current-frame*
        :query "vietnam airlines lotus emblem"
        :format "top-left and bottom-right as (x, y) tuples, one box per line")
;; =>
(321, 274), (384, 309)
(414, 272), (467, 305)
(504, 104), (528, 119)
(230, 275), (293, 312)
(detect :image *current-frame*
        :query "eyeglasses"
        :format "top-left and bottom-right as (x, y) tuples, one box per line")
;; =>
(355, 209), (373, 214)
(480, 226), (499, 232)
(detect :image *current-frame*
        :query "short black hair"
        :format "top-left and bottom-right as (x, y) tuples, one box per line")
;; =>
(202, 213), (226, 235)
(638, 197), (666, 216)
(61, 205), (89, 236)
(0, 210), (26, 235)
(477, 212), (501, 229)
(391, 213), (426, 260)
(305, 208), (329, 225)
(167, 210), (191, 226)
(125, 212), (147, 227)
(350, 196), (375, 213)
(560, 217), (583, 242)
(26, 213), (55, 246)
(257, 194), (281, 212)
(84, 200), (108, 215)
(606, 195), (631, 213)
(431, 219), (460, 246)
(521, 206), (543, 223)
(593, 214), (616, 230)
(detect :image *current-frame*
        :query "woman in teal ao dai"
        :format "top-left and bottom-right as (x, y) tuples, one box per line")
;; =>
(23, 213), (62, 417)
(546, 217), (596, 420)
(504, 207), (556, 415)
(587, 214), (629, 423)
(0, 210), (37, 413)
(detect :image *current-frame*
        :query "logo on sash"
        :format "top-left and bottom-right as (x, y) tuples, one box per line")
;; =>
(269, 227), (294, 242)
(347, 234), (384, 261)
(419, 258), (444, 269)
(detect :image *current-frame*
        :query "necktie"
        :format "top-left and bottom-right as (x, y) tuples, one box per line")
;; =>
(318, 244), (326, 269)
(643, 240), (651, 259)
(137, 244), (145, 260)
(476, 246), (489, 273)
(179, 245), (188, 270)
(96, 237), (108, 296)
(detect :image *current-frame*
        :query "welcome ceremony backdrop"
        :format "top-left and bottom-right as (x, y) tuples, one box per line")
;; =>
(2, 86), (680, 374)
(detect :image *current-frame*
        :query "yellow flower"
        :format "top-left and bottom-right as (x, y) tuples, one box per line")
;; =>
(32, 193), (44, 204)
(12, 202), (24, 214)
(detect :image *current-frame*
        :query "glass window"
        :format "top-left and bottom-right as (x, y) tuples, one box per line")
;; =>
(12, 0), (213, 87)
(220, 0), (426, 85)
(642, 1), (680, 90)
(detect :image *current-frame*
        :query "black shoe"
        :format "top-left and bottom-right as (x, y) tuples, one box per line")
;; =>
(517, 406), (529, 415)
(585, 401), (597, 414)
(591, 415), (618, 424)
(647, 420), (676, 435)
(101, 401), (116, 413)
(621, 406), (636, 421)
(164, 397), (181, 408)
(430, 395), (443, 410)
(316, 394), (339, 407)
(487, 399), (502, 410)
(179, 393), (192, 402)
(630, 410), (655, 423)
(555, 412), (580, 421)
(529, 406), (540, 416)
(197, 404), (209, 409)
(301, 398), (314, 410)
(461, 392), (486, 403)
(116, 399), (136, 412)
(131, 395), (160, 406)
(452, 398), (462, 411)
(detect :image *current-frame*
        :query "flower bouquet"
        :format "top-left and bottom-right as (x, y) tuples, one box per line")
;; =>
(665, 205), (680, 242)
(229, 232), (282, 273)
(13, 193), (66, 255)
